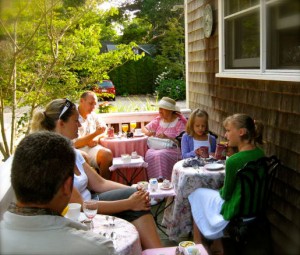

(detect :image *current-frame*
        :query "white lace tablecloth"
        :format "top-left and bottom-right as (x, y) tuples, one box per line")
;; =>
(92, 214), (142, 255)
(162, 159), (225, 241)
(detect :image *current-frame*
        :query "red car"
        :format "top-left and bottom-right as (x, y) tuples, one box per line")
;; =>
(93, 80), (116, 101)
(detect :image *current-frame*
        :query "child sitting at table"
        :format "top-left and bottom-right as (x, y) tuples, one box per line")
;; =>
(181, 109), (217, 159)
(188, 113), (265, 254)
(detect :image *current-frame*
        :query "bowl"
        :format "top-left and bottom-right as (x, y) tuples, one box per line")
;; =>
(178, 241), (198, 255)
(121, 154), (131, 162)
(162, 179), (171, 188)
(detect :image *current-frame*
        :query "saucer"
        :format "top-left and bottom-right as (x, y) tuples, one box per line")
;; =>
(204, 163), (224, 171)
(131, 155), (140, 159)
(134, 133), (144, 137)
(160, 184), (173, 190)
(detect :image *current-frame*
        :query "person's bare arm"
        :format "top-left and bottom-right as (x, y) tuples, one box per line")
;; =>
(83, 162), (127, 192)
(82, 162), (150, 214)
(69, 186), (84, 206)
(74, 126), (106, 148)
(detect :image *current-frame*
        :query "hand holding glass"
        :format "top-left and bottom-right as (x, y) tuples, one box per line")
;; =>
(83, 200), (98, 229)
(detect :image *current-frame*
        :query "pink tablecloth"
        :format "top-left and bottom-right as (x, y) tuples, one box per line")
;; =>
(100, 136), (148, 157)
(92, 214), (142, 255)
(162, 159), (225, 241)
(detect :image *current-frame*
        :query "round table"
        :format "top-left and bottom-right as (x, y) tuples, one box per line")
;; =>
(162, 159), (225, 241)
(100, 135), (148, 157)
(91, 214), (142, 255)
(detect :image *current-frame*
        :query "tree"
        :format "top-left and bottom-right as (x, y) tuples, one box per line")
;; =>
(0, 0), (142, 160)
(154, 18), (185, 79)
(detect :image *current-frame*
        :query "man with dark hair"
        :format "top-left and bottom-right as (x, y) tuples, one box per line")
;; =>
(0, 131), (114, 255)
(74, 91), (113, 179)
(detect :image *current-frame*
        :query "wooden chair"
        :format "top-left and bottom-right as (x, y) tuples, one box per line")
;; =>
(222, 155), (281, 255)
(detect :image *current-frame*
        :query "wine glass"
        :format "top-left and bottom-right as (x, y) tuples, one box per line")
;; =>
(121, 124), (129, 135)
(130, 121), (137, 132)
(83, 200), (98, 229)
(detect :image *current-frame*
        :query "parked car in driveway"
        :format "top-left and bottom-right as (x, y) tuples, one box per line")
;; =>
(92, 80), (116, 101)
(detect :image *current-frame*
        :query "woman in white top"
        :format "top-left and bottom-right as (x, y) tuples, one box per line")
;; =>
(31, 98), (162, 250)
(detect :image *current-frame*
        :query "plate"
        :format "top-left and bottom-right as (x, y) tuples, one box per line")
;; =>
(160, 184), (173, 190)
(204, 163), (224, 171)
(105, 136), (116, 139)
(131, 155), (140, 159)
(134, 133), (144, 137)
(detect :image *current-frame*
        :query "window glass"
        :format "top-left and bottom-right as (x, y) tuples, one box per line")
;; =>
(99, 81), (114, 88)
(267, 0), (300, 69)
(225, 11), (260, 68)
(225, 0), (259, 15)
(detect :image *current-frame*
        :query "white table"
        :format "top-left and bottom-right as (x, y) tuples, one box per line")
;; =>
(162, 159), (225, 241)
(91, 214), (142, 255)
(109, 156), (148, 185)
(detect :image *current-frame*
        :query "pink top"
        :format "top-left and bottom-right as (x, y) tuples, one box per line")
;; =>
(145, 115), (186, 138)
(145, 115), (187, 180)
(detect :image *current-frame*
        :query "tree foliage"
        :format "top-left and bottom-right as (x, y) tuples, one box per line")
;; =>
(0, 0), (142, 160)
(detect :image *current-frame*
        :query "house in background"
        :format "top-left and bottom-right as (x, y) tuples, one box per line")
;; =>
(183, 0), (300, 254)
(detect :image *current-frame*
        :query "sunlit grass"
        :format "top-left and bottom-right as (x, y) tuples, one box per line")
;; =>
(98, 95), (159, 113)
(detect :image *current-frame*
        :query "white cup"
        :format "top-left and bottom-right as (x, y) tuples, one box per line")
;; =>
(137, 181), (148, 190)
(135, 128), (142, 135)
(66, 203), (81, 221)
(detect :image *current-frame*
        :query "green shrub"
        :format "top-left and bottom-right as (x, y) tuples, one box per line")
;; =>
(96, 92), (115, 101)
(98, 101), (113, 113)
(156, 79), (186, 100)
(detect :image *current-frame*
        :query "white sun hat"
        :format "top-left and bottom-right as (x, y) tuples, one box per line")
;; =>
(158, 97), (180, 112)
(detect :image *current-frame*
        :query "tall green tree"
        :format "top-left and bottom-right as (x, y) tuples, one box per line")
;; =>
(0, 0), (142, 160)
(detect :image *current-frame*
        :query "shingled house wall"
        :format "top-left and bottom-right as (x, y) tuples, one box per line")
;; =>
(185, 0), (300, 254)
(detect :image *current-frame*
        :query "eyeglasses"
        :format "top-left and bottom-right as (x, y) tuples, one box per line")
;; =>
(59, 99), (72, 119)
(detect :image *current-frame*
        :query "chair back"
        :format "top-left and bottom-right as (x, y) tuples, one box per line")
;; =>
(237, 155), (280, 218)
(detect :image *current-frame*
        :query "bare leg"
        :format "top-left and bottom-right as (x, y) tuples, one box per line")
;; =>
(131, 214), (162, 250)
(193, 221), (223, 255)
(193, 220), (203, 244)
(96, 148), (112, 180)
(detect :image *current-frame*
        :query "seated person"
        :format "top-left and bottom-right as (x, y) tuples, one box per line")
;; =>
(74, 91), (113, 179)
(142, 97), (187, 181)
(0, 131), (114, 255)
(181, 109), (217, 159)
(30, 98), (162, 250)
(188, 113), (265, 254)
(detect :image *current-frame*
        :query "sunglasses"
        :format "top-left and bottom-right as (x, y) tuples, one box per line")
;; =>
(59, 99), (72, 119)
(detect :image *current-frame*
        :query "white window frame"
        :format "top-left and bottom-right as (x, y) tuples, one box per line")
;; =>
(216, 0), (300, 82)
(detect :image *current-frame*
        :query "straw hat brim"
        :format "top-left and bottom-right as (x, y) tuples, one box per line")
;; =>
(157, 97), (180, 112)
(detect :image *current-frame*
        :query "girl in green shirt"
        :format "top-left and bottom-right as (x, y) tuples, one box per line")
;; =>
(188, 113), (264, 254)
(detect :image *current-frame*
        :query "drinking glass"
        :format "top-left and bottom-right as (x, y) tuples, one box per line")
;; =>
(121, 124), (129, 134)
(83, 200), (98, 229)
(130, 121), (137, 132)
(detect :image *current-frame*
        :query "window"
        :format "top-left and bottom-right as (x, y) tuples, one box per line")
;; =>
(217, 0), (300, 82)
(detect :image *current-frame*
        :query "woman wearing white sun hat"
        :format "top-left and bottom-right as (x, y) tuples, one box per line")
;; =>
(143, 97), (187, 180)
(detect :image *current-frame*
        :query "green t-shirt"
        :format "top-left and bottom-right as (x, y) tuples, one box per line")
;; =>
(220, 147), (265, 220)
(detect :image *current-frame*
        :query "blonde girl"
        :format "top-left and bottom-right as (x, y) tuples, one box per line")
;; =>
(181, 109), (217, 159)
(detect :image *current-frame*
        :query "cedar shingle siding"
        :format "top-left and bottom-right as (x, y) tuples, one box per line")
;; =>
(185, 0), (300, 254)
